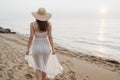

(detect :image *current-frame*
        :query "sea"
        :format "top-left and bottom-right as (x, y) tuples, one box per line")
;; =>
(1, 17), (120, 62)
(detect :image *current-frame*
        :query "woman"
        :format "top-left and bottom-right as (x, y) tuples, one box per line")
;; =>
(25, 8), (63, 80)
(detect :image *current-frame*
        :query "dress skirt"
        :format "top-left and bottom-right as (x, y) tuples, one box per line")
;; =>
(24, 38), (63, 79)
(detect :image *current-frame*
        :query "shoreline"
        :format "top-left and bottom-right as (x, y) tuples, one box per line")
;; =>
(1, 26), (120, 62)
(0, 33), (120, 80)
(54, 43), (120, 73)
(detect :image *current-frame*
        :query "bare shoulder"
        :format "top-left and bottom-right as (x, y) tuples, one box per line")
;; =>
(30, 22), (34, 27)
(30, 21), (34, 24)
(30, 21), (36, 26)
(30, 21), (36, 30)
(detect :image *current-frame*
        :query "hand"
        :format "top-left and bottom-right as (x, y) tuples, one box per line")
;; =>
(52, 49), (55, 55)
(26, 50), (29, 55)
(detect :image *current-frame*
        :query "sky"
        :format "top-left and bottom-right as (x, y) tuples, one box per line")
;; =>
(0, 0), (120, 19)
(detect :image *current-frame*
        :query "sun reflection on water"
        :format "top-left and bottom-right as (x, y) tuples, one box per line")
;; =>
(97, 19), (106, 57)
(99, 19), (105, 41)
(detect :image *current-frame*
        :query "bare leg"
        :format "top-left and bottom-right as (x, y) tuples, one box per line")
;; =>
(36, 69), (42, 80)
(33, 53), (42, 80)
(42, 52), (49, 80)
(42, 71), (47, 80)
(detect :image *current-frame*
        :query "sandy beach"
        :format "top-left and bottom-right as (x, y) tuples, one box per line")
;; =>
(0, 33), (120, 80)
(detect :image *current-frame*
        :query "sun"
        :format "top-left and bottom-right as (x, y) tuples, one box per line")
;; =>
(100, 8), (106, 14)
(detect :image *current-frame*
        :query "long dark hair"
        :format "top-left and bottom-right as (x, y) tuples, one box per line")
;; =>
(36, 19), (49, 32)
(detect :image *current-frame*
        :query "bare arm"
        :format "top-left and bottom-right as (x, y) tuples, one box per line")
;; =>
(48, 23), (55, 53)
(27, 22), (34, 51)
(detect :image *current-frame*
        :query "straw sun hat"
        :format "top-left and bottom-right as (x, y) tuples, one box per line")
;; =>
(32, 8), (52, 21)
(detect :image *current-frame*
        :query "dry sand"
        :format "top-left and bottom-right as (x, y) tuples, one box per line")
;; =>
(0, 33), (120, 80)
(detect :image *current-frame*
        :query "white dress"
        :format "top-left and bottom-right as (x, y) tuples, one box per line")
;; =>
(25, 27), (63, 79)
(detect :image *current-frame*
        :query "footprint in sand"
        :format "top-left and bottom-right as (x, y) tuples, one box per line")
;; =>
(78, 73), (90, 80)
(59, 61), (90, 80)
(66, 60), (74, 66)
(24, 74), (33, 79)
